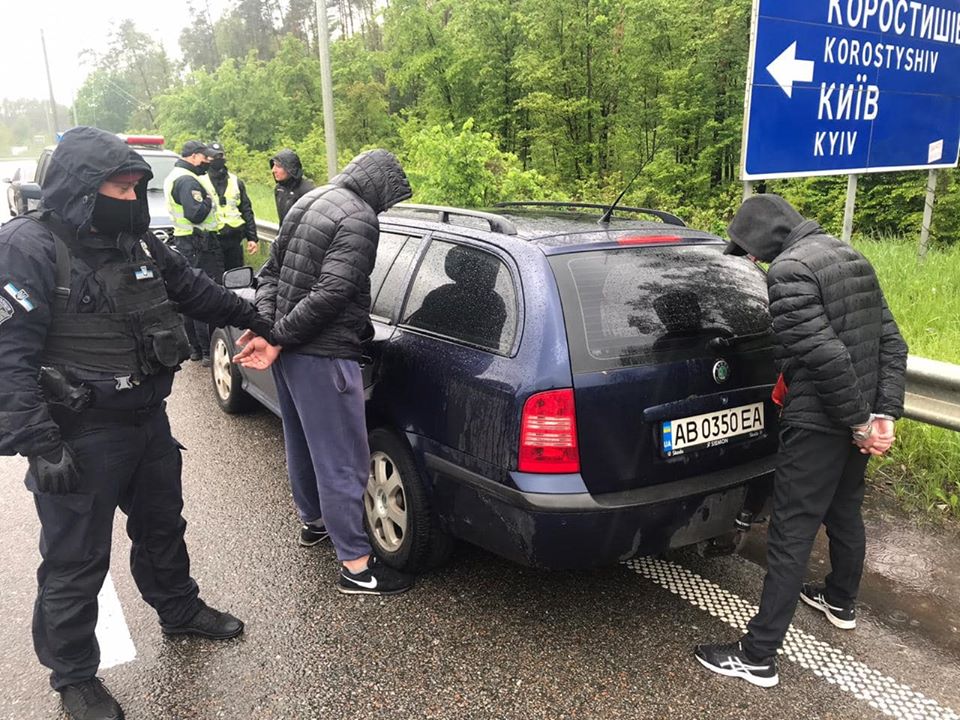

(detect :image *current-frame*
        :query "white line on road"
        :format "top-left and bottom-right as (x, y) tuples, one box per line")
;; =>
(627, 557), (960, 720)
(95, 572), (136, 670)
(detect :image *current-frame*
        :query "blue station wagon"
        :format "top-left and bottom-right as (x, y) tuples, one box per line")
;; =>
(212, 203), (779, 573)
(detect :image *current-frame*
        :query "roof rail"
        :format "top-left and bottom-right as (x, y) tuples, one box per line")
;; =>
(388, 203), (518, 235)
(494, 201), (686, 227)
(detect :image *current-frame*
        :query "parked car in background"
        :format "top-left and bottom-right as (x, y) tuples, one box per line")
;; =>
(3, 160), (37, 217)
(214, 202), (779, 573)
(14, 134), (178, 242)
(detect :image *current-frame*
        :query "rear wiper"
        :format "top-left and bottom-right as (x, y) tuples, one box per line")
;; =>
(708, 330), (773, 350)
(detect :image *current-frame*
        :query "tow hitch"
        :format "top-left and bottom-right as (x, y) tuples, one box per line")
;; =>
(696, 510), (757, 557)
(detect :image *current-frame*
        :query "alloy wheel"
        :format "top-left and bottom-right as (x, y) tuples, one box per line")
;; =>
(365, 450), (408, 552)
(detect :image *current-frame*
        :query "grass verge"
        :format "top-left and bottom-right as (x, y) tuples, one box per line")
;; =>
(853, 236), (960, 520)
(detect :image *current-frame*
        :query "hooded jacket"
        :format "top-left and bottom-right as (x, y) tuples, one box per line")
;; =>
(256, 149), (412, 359)
(726, 194), (908, 434)
(271, 149), (317, 225)
(0, 126), (268, 457)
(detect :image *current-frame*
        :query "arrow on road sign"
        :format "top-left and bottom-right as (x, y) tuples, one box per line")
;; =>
(766, 41), (815, 98)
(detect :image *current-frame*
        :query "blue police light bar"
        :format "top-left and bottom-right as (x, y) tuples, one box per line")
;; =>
(741, 0), (960, 180)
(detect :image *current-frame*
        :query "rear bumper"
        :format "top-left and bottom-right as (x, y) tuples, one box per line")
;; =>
(426, 454), (775, 570)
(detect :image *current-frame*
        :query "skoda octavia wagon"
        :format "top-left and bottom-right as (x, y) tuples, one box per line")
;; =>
(212, 202), (779, 573)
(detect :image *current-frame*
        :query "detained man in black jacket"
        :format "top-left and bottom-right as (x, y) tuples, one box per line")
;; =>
(695, 194), (908, 688)
(0, 126), (272, 720)
(235, 149), (414, 596)
(270, 148), (316, 225)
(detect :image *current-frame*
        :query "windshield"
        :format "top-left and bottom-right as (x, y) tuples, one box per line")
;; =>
(145, 154), (178, 191)
(550, 245), (772, 372)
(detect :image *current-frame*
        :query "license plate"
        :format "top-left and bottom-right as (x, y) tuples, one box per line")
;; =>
(662, 403), (764, 456)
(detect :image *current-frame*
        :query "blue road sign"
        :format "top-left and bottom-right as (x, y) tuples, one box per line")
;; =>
(742, 0), (960, 179)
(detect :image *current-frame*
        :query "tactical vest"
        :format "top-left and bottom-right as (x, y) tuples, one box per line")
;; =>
(24, 213), (192, 381)
(164, 166), (221, 236)
(217, 173), (244, 228)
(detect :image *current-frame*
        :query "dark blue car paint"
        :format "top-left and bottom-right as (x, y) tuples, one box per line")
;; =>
(224, 211), (777, 569)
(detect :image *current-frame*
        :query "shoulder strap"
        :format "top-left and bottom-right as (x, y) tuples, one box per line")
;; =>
(18, 210), (73, 310)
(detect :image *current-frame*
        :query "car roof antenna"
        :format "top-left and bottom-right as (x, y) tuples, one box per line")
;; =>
(598, 166), (644, 225)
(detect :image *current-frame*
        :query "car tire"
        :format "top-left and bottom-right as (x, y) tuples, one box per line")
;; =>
(210, 328), (256, 414)
(365, 429), (453, 573)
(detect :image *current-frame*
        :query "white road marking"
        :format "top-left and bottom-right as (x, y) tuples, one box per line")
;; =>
(95, 572), (136, 669)
(627, 557), (960, 720)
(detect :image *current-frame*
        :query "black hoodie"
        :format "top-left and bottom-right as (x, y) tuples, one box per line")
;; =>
(726, 194), (908, 433)
(0, 126), (269, 457)
(256, 148), (412, 358)
(271, 149), (316, 224)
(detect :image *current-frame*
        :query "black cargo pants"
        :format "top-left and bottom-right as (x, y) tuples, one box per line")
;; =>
(741, 426), (869, 660)
(27, 406), (200, 689)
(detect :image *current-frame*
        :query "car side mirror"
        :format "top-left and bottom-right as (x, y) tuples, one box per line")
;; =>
(19, 182), (41, 199)
(223, 266), (255, 289)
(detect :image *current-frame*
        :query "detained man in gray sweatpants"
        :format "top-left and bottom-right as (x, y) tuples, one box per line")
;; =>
(235, 149), (414, 595)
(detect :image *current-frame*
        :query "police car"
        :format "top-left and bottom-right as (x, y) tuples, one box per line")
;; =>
(13, 134), (179, 243)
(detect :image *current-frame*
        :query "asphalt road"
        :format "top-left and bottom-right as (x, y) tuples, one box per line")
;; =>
(2, 363), (960, 720)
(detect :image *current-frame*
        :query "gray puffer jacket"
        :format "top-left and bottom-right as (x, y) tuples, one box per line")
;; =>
(256, 149), (412, 359)
(727, 194), (908, 435)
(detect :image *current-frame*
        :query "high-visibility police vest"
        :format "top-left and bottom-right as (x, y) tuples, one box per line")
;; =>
(217, 173), (245, 229)
(164, 166), (220, 237)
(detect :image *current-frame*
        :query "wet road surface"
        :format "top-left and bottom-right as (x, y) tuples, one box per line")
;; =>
(2, 363), (959, 719)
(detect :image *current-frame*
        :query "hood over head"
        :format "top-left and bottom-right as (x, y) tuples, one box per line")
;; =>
(332, 149), (412, 214)
(41, 126), (153, 235)
(725, 194), (809, 262)
(270, 149), (305, 183)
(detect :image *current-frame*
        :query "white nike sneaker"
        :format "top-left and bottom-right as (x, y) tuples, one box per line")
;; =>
(337, 555), (414, 596)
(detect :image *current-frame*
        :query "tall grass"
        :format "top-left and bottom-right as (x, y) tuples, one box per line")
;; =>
(853, 236), (960, 519)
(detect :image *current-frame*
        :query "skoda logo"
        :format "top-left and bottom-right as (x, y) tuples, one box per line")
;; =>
(712, 359), (730, 384)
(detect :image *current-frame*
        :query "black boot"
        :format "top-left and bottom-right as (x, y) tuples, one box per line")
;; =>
(60, 678), (124, 720)
(160, 599), (244, 639)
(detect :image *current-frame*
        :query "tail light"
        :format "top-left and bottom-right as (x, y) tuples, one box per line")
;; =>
(518, 389), (580, 473)
(617, 235), (681, 245)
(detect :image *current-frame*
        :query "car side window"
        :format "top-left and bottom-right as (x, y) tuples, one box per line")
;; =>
(369, 232), (408, 310)
(372, 235), (423, 319)
(401, 240), (518, 354)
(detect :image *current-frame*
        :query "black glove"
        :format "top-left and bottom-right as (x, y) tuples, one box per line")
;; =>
(28, 444), (81, 495)
(248, 316), (275, 344)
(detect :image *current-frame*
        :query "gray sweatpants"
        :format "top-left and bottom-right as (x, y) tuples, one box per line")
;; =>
(272, 353), (372, 562)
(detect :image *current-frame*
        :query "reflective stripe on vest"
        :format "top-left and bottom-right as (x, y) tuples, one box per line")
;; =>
(164, 166), (219, 236)
(218, 173), (244, 228)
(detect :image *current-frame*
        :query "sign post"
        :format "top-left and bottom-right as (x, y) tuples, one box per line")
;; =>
(842, 173), (858, 243)
(741, 0), (960, 243)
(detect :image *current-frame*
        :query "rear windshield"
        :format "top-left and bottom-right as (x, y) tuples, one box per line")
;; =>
(550, 246), (772, 372)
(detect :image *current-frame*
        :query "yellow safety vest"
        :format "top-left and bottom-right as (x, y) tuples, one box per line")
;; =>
(217, 173), (244, 229)
(164, 166), (220, 237)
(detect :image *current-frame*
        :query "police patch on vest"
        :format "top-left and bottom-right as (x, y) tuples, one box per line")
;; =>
(192, 190), (203, 203)
(4, 282), (35, 312)
(135, 265), (155, 281)
(0, 296), (13, 326)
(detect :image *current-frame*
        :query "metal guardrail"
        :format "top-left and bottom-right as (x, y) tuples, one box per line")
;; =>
(904, 356), (960, 432)
(253, 219), (960, 432)
(258, 220), (279, 242)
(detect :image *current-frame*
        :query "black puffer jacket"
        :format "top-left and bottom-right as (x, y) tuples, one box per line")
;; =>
(256, 149), (412, 358)
(271, 149), (317, 225)
(727, 194), (908, 434)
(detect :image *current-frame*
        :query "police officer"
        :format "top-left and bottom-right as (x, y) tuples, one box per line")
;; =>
(0, 126), (273, 720)
(164, 140), (223, 366)
(205, 142), (259, 271)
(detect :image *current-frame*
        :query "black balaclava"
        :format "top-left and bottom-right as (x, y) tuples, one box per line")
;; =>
(90, 177), (151, 237)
